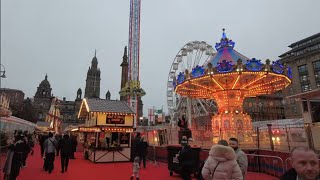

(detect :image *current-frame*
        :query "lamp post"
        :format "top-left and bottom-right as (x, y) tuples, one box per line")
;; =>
(0, 64), (6, 78)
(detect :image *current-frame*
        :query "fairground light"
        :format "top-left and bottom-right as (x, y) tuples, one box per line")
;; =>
(174, 29), (292, 142)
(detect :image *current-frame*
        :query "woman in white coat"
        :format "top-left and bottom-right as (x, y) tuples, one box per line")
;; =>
(201, 140), (243, 180)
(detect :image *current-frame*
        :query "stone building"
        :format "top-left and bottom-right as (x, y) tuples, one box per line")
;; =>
(32, 75), (53, 121)
(84, 51), (101, 98)
(279, 32), (320, 119)
(243, 92), (285, 122)
(0, 88), (25, 116)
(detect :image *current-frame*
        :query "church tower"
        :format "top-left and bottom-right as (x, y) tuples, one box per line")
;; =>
(33, 74), (53, 121)
(35, 74), (52, 98)
(120, 46), (128, 101)
(85, 50), (101, 98)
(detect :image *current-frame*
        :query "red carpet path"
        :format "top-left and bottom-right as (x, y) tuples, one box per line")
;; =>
(2, 145), (279, 180)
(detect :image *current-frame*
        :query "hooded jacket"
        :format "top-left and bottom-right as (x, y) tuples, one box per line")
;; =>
(201, 144), (243, 180)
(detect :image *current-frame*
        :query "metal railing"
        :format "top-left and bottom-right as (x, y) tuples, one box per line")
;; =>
(246, 154), (285, 177)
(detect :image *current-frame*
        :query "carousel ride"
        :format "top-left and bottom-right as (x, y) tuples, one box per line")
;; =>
(173, 29), (292, 142)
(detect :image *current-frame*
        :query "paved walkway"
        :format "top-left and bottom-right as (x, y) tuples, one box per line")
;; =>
(1, 145), (279, 180)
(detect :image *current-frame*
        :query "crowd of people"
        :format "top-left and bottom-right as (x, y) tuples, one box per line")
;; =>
(2, 131), (78, 180)
(3, 130), (34, 180)
(2, 129), (319, 180)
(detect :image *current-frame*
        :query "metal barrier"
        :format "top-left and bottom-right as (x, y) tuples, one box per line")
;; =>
(247, 154), (285, 177)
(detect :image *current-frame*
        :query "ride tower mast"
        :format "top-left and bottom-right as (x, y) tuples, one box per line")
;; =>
(120, 0), (145, 128)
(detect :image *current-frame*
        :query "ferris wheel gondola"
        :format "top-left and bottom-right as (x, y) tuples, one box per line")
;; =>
(167, 41), (217, 124)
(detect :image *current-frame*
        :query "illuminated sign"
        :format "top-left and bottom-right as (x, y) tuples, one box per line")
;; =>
(106, 115), (125, 124)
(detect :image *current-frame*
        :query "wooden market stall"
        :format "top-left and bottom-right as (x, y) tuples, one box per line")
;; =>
(78, 98), (135, 163)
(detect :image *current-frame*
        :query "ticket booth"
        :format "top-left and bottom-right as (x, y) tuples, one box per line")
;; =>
(78, 98), (135, 163)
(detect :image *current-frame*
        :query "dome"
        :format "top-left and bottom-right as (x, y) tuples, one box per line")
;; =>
(206, 29), (249, 67)
(40, 74), (51, 87)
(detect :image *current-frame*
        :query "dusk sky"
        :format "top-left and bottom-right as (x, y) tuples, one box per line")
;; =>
(1, 0), (320, 116)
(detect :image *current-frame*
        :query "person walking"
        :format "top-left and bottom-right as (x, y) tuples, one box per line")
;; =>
(229, 137), (248, 179)
(59, 134), (73, 173)
(43, 132), (58, 174)
(201, 140), (243, 180)
(3, 132), (28, 180)
(70, 135), (77, 159)
(132, 132), (141, 161)
(137, 135), (149, 168)
(131, 156), (140, 180)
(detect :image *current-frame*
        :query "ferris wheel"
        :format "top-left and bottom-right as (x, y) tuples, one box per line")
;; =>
(167, 41), (217, 123)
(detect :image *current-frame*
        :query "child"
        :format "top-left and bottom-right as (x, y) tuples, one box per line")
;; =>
(131, 156), (140, 180)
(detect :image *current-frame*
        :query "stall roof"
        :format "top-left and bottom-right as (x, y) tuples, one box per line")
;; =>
(78, 98), (135, 118)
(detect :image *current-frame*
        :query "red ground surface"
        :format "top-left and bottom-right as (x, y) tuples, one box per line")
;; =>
(1, 145), (279, 180)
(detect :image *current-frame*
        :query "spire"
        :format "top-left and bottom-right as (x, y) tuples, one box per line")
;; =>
(106, 90), (111, 100)
(123, 46), (127, 58)
(45, 74), (48, 80)
(121, 46), (128, 66)
(222, 28), (227, 39)
(215, 28), (235, 50)
(91, 49), (98, 69)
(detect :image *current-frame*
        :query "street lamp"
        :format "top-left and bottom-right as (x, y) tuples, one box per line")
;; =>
(0, 64), (6, 78)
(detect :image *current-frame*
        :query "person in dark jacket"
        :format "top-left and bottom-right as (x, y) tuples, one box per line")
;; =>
(178, 136), (194, 180)
(70, 135), (77, 159)
(4, 133), (28, 180)
(136, 135), (149, 168)
(59, 134), (73, 173)
(132, 132), (141, 161)
(281, 146), (319, 180)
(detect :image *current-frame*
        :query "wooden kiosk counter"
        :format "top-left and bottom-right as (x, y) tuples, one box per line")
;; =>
(77, 98), (135, 163)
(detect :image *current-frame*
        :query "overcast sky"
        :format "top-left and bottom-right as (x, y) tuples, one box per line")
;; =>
(1, 0), (320, 116)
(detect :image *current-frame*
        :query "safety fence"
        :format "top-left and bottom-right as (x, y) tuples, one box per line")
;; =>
(247, 154), (285, 177)
(145, 146), (288, 178)
(142, 122), (320, 152)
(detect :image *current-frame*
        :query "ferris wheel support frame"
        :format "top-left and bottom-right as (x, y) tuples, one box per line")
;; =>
(167, 41), (216, 127)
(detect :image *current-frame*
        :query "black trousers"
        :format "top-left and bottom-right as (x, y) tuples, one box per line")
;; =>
(139, 155), (146, 168)
(181, 166), (192, 180)
(45, 153), (55, 173)
(22, 152), (29, 166)
(60, 154), (69, 171)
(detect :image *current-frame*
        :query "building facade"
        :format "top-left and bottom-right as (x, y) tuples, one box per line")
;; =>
(84, 51), (101, 98)
(243, 92), (285, 122)
(0, 88), (25, 116)
(32, 75), (53, 121)
(280, 32), (320, 119)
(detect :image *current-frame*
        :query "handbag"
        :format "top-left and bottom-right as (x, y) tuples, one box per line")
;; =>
(210, 162), (220, 179)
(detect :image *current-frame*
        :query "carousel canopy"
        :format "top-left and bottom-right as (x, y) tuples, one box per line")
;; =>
(174, 29), (292, 104)
(207, 29), (249, 66)
(78, 98), (135, 118)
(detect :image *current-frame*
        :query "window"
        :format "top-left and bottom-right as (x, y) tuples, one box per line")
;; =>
(313, 60), (320, 88)
(313, 60), (320, 71)
(292, 106), (297, 114)
(301, 84), (312, 92)
(298, 65), (311, 92)
(298, 65), (308, 74)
